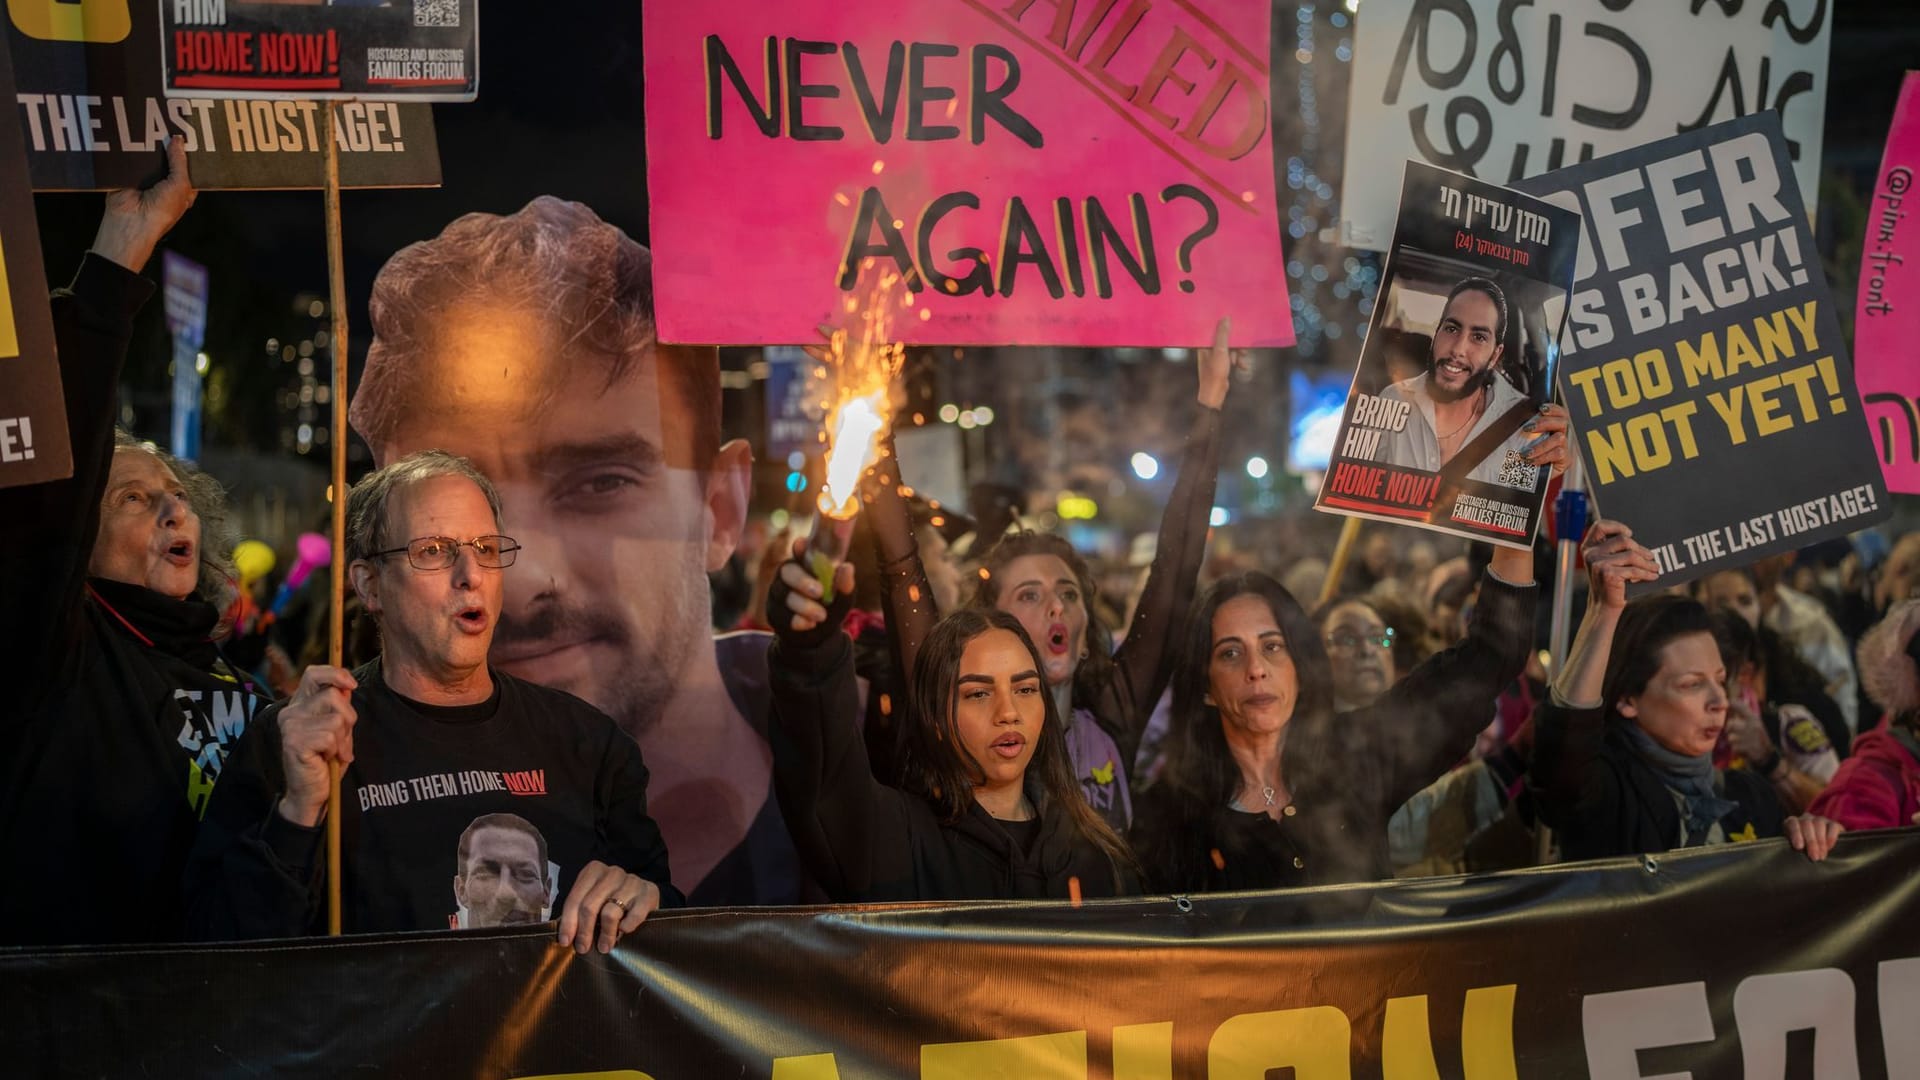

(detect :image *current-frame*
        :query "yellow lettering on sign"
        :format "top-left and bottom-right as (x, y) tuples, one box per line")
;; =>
(922, 1030), (1087, 1079)
(1113, 1021), (1173, 1080)
(0, 232), (17, 359)
(7, 0), (130, 43)
(1383, 996), (1444, 1080)
(1384, 986), (1518, 1080)
(1460, 985), (1520, 1080)
(770, 1054), (843, 1080)
(1208, 1006), (1351, 1080)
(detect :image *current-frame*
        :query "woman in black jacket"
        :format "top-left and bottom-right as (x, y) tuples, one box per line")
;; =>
(1530, 520), (1843, 862)
(1129, 538), (1540, 894)
(766, 543), (1137, 901)
(0, 140), (267, 945)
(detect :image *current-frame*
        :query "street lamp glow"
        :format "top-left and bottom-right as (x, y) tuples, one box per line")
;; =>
(958, 412), (978, 430)
(974, 406), (994, 425)
(1130, 452), (1160, 480)
(194, 351), (210, 376)
(1210, 507), (1230, 527)
(1246, 455), (1269, 479)
(938, 403), (960, 423)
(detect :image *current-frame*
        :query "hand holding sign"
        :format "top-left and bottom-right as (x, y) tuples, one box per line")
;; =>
(1580, 520), (1659, 613)
(92, 137), (195, 274)
(1195, 317), (1247, 410)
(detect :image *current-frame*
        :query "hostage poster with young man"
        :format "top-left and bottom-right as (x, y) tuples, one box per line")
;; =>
(1314, 160), (1580, 547)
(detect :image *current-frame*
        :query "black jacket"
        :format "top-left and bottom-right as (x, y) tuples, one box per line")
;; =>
(0, 256), (267, 946)
(768, 635), (1135, 902)
(1531, 701), (1787, 860)
(1131, 571), (1536, 893)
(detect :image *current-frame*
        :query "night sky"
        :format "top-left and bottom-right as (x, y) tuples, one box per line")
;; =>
(25, 0), (1920, 490)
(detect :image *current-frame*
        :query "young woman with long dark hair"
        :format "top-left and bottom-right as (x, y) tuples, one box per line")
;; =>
(764, 543), (1137, 901)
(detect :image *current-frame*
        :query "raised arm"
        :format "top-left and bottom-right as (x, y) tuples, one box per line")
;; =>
(866, 428), (941, 703)
(1355, 551), (1538, 812)
(1529, 520), (1659, 834)
(0, 139), (194, 686)
(765, 541), (917, 901)
(1101, 319), (1236, 769)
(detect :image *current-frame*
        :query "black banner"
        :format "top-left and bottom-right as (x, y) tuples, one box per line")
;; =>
(0, 44), (68, 489)
(5, 832), (1918, 1078)
(6, 0), (440, 190)
(1515, 113), (1891, 594)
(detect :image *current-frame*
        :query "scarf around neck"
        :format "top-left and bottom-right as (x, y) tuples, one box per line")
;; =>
(1619, 722), (1739, 845)
(87, 577), (222, 669)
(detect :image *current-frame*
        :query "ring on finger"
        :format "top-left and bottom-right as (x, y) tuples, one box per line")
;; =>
(604, 895), (630, 911)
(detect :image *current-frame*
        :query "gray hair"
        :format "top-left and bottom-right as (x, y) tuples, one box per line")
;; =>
(111, 430), (238, 614)
(345, 449), (503, 566)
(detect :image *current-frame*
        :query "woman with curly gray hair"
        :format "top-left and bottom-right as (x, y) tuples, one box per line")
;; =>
(1808, 597), (1920, 830)
(0, 139), (269, 946)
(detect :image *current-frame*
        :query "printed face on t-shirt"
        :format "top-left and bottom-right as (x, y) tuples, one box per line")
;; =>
(454, 824), (550, 927)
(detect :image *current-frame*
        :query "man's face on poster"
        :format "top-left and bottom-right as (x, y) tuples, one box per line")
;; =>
(1427, 288), (1504, 403)
(454, 825), (549, 927)
(370, 303), (730, 738)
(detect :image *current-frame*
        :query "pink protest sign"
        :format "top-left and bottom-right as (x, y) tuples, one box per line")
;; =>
(641, 2), (1292, 347)
(1859, 72), (1920, 494)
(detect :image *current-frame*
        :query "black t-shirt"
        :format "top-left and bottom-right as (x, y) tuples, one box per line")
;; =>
(187, 661), (679, 938)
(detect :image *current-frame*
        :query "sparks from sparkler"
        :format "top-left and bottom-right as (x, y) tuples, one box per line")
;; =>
(812, 265), (910, 522)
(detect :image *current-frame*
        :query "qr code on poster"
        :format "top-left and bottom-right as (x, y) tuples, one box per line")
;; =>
(413, 0), (460, 27)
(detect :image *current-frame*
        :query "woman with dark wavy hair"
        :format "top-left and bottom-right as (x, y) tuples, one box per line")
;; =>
(1130, 537), (1541, 893)
(763, 544), (1137, 901)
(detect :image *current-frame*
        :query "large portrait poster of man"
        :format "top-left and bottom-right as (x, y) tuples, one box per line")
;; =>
(1315, 161), (1581, 548)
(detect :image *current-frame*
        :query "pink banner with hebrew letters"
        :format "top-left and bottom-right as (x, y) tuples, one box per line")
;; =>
(641, 1), (1292, 347)
(1859, 72), (1920, 494)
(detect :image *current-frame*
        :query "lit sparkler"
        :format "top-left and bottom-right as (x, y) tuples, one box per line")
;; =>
(805, 267), (909, 601)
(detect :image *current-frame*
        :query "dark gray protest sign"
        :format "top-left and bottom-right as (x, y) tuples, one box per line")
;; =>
(1515, 113), (1889, 593)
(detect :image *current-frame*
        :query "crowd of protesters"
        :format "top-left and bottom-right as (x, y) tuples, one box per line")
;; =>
(5, 141), (1910, 951)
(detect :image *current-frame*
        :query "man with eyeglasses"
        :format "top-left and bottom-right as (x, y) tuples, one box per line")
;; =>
(188, 451), (679, 950)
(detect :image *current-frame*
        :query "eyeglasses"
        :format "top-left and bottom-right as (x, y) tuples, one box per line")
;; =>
(372, 535), (520, 571)
(1325, 626), (1395, 652)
